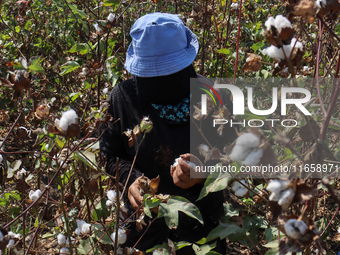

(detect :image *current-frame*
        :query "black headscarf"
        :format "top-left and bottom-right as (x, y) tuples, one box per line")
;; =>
(135, 64), (197, 106)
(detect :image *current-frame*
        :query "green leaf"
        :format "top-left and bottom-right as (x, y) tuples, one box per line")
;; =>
(69, 4), (87, 20)
(59, 61), (80, 76)
(251, 42), (265, 52)
(91, 224), (112, 244)
(103, 0), (120, 7)
(158, 203), (178, 229)
(68, 43), (90, 55)
(263, 239), (279, 248)
(223, 203), (239, 217)
(168, 196), (203, 224)
(197, 170), (231, 201)
(192, 242), (216, 255)
(217, 48), (231, 55)
(197, 222), (242, 244)
(78, 237), (101, 254)
(28, 57), (45, 73)
(174, 241), (192, 250)
(143, 194), (161, 218)
(92, 200), (110, 221)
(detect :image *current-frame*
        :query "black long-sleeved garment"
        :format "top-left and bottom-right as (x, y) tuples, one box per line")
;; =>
(99, 71), (237, 252)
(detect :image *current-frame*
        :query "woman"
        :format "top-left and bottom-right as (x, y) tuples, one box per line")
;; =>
(100, 12), (236, 254)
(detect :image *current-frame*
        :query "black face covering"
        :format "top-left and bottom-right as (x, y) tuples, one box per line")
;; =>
(135, 64), (197, 106)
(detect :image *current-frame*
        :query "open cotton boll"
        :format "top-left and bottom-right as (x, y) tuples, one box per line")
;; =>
(107, 190), (117, 201)
(266, 179), (291, 194)
(269, 191), (282, 202)
(235, 187), (248, 197)
(111, 228), (127, 245)
(8, 232), (20, 239)
(236, 133), (261, 148)
(198, 144), (210, 157)
(229, 145), (252, 162)
(107, 13), (115, 23)
(58, 109), (78, 132)
(75, 220), (91, 235)
(94, 23), (102, 33)
(103, 88), (109, 95)
(284, 219), (301, 239)
(294, 220), (308, 236)
(57, 233), (67, 246)
(17, 168), (27, 179)
(273, 15), (292, 33)
(60, 247), (70, 254)
(231, 2), (239, 10)
(265, 16), (275, 31)
(29, 189), (42, 202)
(6, 239), (15, 248)
(278, 188), (295, 207)
(315, 0), (327, 9)
(243, 148), (263, 166)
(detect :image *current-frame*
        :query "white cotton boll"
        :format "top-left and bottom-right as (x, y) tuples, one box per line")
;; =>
(282, 67), (289, 73)
(278, 188), (295, 207)
(294, 220), (308, 236)
(94, 23), (102, 33)
(284, 219), (300, 239)
(264, 45), (284, 61)
(173, 157), (180, 167)
(75, 220), (91, 235)
(82, 67), (89, 75)
(107, 13), (115, 23)
(186, 18), (194, 26)
(266, 179), (291, 194)
(58, 109), (78, 132)
(231, 180), (248, 191)
(29, 189), (42, 202)
(60, 247), (70, 254)
(106, 199), (113, 208)
(198, 144), (210, 157)
(7, 232), (20, 239)
(74, 228), (81, 236)
(265, 16), (275, 31)
(57, 233), (67, 246)
(0, 154), (3, 164)
(274, 15), (292, 33)
(229, 145), (252, 162)
(235, 187), (248, 197)
(103, 88), (109, 95)
(236, 133), (261, 148)
(243, 148), (263, 166)
(107, 190), (117, 201)
(6, 239), (15, 248)
(303, 66), (309, 71)
(269, 191), (281, 201)
(17, 168), (27, 179)
(231, 2), (239, 10)
(291, 38), (303, 50)
(110, 228), (127, 245)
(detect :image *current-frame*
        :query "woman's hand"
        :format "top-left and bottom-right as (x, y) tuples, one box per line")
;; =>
(170, 153), (205, 189)
(128, 177), (143, 210)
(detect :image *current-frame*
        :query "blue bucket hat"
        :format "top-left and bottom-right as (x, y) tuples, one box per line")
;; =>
(124, 12), (199, 77)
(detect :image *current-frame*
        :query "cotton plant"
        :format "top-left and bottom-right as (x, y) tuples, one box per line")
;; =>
(231, 179), (249, 197)
(74, 220), (91, 235)
(111, 228), (127, 245)
(229, 133), (263, 166)
(266, 179), (295, 210)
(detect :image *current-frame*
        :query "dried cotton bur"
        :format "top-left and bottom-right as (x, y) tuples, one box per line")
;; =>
(242, 53), (262, 72)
